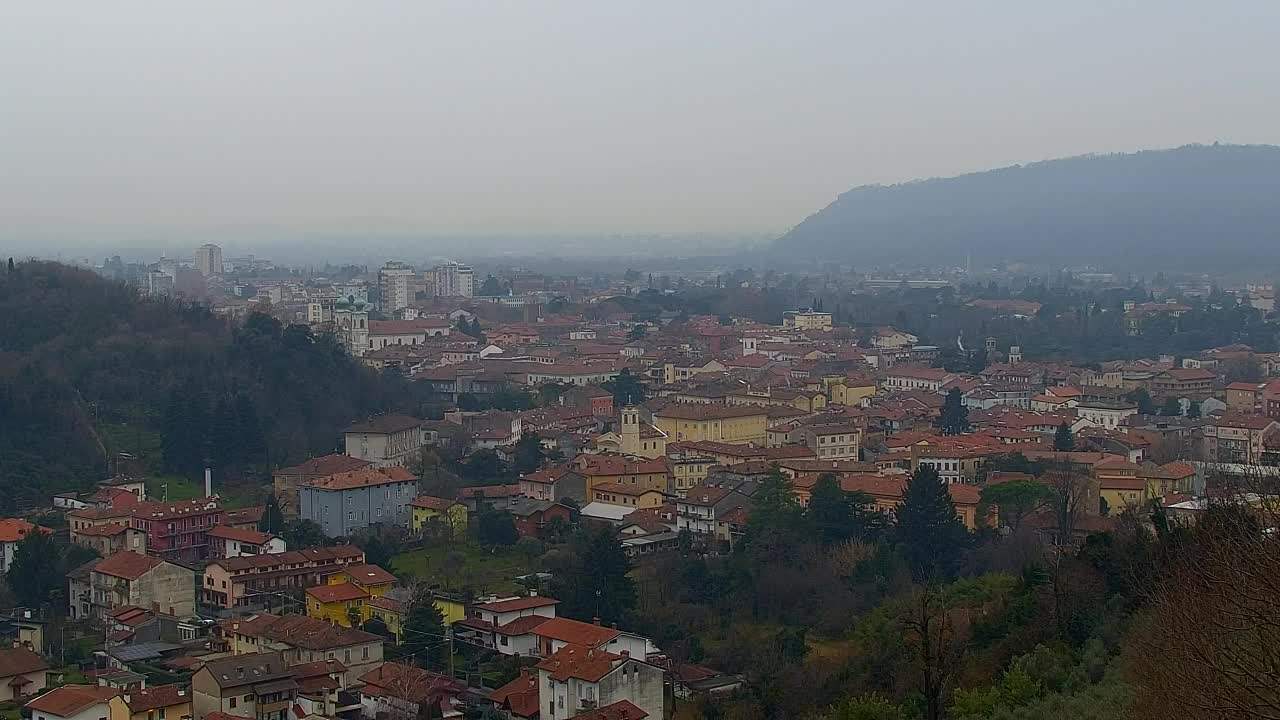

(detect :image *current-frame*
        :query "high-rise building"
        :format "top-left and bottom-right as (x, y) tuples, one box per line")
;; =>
(194, 244), (224, 276)
(430, 262), (474, 298)
(379, 261), (416, 312)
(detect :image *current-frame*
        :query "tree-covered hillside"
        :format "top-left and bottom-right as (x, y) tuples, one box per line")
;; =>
(0, 261), (408, 511)
(778, 144), (1280, 267)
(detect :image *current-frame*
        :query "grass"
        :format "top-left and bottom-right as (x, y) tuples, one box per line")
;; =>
(391, 542), (540, 596)
(146, 474), (207, 502)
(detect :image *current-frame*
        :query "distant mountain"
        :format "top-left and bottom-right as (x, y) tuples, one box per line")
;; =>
(777, 144), (1280, 267)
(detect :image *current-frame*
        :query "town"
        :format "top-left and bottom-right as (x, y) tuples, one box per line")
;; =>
(1, 250), (1277, 720)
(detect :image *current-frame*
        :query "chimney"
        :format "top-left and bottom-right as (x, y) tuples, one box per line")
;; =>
(204, 467), (212, 498)
(528, 589), (538, 597)
(177, 690), (185, 697)
(592, 617), (601, 625)
(124, 695), (131, 704)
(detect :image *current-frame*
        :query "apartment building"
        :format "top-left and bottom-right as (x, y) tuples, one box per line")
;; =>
(202, 546), (366, 610)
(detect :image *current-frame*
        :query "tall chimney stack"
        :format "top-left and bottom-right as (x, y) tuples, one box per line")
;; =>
(204, 467), (212, 498)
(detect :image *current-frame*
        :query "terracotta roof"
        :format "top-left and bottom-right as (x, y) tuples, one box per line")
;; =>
(123, 684), (190, 712)
(303, 466), (416, 490)
(204, 713), (250, 720)
(212, 545), (364, 572)
(495, 615), (554, 636)
(72, 523), (131, 537)
(532, 617), (621, 648)
(489, 670), (540, 718)
(535, 644), (623, 682)
(410, 495), (460, 511)
(199, 652), (292, 689)
(206, 526), (276, 544)
(357, 663), (462, 704)
(288, 658), (347, 679)
(457, 484), (522, 499)
(1159, 367), (1216, 381)
(26, 685), (120, 716)
(93, 551), (165, 580)
(342, 563), (397, 586)
(474, 595), (560, 613)
(365, 595), (405, 614)
(306, 583), (369, 604)
(259, 614), (380, 650)
(576, 700), (649, 720)
(0, 647), (48, 678)
(1160, 461), (1196, 478)
(345, 414), (423, 435)
(654, 403), (766, 421)
(275, 454), (372, 476)
(593, 482), (664, 497)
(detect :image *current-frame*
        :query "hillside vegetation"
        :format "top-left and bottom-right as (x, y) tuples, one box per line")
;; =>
(0, 261), (407, 511)
(777, 144), (1280, 267)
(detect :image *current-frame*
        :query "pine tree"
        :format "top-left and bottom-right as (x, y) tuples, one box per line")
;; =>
(743, 468), (804, 559)
(895, 465), (969, 580)
(8, 530), (66, 607)
(234, 393), (267, 469)
(935, 388), (971, 435)
(402, 584), (447, 668)
(260, 494), (286, 534)
(1053, 422), (1075, 452)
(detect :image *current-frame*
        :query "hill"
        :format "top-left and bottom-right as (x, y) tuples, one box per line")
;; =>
(776, 144), (1280, 267)
(0, 261), (411, 512)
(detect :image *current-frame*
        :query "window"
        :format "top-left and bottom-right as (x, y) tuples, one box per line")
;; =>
(345, 649), (351, 663)
(159, 710), (166, 720)
(229, 698), (237, 710)
(244, 694), (253, 702)
(363, 646), (369, 660)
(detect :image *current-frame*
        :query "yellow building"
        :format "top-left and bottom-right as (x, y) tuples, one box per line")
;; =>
(576, 455), (672, 496)
(653, 403), (768, 445)
(410, 496), (468, 534)
(591, 483), (667, 509)
(364, 595), (406, 640)
(828, 376), (877, 406)
(782, 310), (833, 331)
(307, 583), (370, 627)
(112, 684), (193, 720)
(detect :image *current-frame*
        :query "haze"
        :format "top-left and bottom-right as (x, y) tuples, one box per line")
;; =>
(3, 1), (1279, 251)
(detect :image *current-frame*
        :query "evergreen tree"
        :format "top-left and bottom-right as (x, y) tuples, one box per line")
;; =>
(743, 468), (805, 560)
(469, 318), (484, 338)
(894, 465), (968, 580)
(210, 395), (239, 471)
(1160, 397), (1183, 416)
(401, 584), (447, 668)
(260, 494), (286, 534)
(511, 432), (547, 475)
(476, 509), (519, 546)
(1187, 400), (1202, 419)
(969, 348), (989, 374)
(234, 393), (267, 470)
(807, 473), (886, 545)
(1127, 388), (1156, 415)
(1053, 422), (1075, 452)
(549, 525), (636, 625)
(8, 530), (66, 607)
(935, 388), (971, 435)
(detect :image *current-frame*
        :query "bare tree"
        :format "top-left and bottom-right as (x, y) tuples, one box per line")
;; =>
(899, 585), (970, 720)
(1042, 457), (1093, 544)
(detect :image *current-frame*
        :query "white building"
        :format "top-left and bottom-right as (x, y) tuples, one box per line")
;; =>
(379, 261), (416, 313)
(335, 305), (371, 355)
(430, 262), (474, 298)
(535, 644), (666, 720)
(195, 243), (223, 276)
(25, 685), (119, 720)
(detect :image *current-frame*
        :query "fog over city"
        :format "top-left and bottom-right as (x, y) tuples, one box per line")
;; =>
(4, 1), (1280, 261)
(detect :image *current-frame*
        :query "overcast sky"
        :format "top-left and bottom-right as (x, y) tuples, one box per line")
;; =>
(3, 1), (1279, 247)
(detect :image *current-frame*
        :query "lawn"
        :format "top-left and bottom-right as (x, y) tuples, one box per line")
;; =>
(391, 542), (540, 597)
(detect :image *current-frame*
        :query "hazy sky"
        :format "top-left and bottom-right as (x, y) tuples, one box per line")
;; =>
(3, 1), (1279, 245)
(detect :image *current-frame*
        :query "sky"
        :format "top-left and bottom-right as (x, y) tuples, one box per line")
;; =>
(3, 1), (1280, 251)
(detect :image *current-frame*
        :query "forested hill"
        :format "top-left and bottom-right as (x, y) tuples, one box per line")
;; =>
(0, 261), (408, 512)
(777, 143), (1280, 267)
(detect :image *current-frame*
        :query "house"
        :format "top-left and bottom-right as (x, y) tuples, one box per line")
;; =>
(507, 498), (576, 539)
(590, 484), (667, 510)
(364, 593), (408, 641)
(215, 614), (384, 684)
(357, 663), (465, 720)
(1202, 414), (1279, 464)
(561, 386), (616, 417)
(299, 466), (417, 537)
(205, 527), (285, 559)
(0, 520), (49, 574)
(0, 647), (48, 701)
(25, 685), (120, 720)
(576, 456), (671, 497)
(343, 415), (425, 467)
(453, 594), (562, 655)
(126, 498), (226, 562)
(1150, 368), (1216, 401)
(882, 367), (954, 393)
(272, 454), (373, 520)
(518, 466), (589, 504)
(675, 484), (751, 543)
(489, 669), (540, 719)
(68, 552), (195, 620)
(201, 546), (366, 610)
(289, 658), (350, 718)
(69, 522), (147, 558)
(305, 563), (396, 627)
(366, 318), (451, 350)
(192, 652), (296, 720)
(782, 309), (833, 331)
(1075, 401), (1139, 430)
(118, 685), (192, 720)
(410, 496), (469, 535)
(652, 404), (768, 445)
(535, 644), (666, 720)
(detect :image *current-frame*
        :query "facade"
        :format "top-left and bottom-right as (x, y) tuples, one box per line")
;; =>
(192, 652), (296, 720)
(69, 551), (195, 620)
(518, 467), (589, 504)
(273, 454), (373, 521)
(119, 685), (193, 720)
(343, 415), (424, 467)
(25, 685), (120, 720)
(535, 644), (666, 720)
(206, 526), (286, 559)
(367, 319), (450, 350)
(1203, 414), (1279, 464)
(430, 261), (475, 298)
(782, 310), (833, 331)
(0, 647), (48, 702)
(409, 496), (469, 534)
(1075, 401), (1139, 430)
(652, 404), (768, 445)
(0, 519), (48, 574)
(68, 523), (147, 557)
(378, 261), (416, 313)
(299, 466), (417, 537)
(194, 244), (223, 276)
(201, 545), (365, 610)
(127, 498), (226, 562)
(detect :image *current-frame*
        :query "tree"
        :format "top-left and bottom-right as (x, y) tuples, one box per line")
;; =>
(260, 494), (286, 534)
(743, 468), (805, 560)
(548, 526), (636, 625)
(1159, 396), (1183, 416)
(478, 275), (504, 297)
(283, 520), (328, 549)
(1126, 388), (1155, 415)
(627, 324), (647, 342)
(807, 474), (885, 545)
(7, 530), (65, 607)
(476, 509), (519, 546)
(935, 388), (971, 435)
(604, 368), (646, 406)
(1053, 422), (1075, 452)
(979, 479), (1051, 532)
(895, 466), (968, 580)
(1042, 461), (1090, 544)
(511, 432), (547, 475)
(401, 584), (447, 669)
(900, 586), (971, 720)
(458, 449), (508, 482)
(1186, 400), (1201, 419)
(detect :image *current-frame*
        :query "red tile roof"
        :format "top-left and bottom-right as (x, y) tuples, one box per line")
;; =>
(576, 700), (649, 720)
(275, 454), (372, 476)
(410, 495), (461, 511)
(495, 615), (554, 636)
(306, 584), (369, 604)
(26, 685), (120, 716)
(535, 643), (622, 682)
(93, 551), (165, 580)
(123, 684), (191, 712)
(474, 595), (560, 613)
(206, 526), (276, 544)
(345, 414), (424, 434)
(489, 669), (540, 718)
(532, 617), (621, 648)
(654, 403), (766, 420)
(0, 519), (49, 543)
(304, 466), (416, 490)
(0, 647), (48, 678)
(342, 563), (397, 586)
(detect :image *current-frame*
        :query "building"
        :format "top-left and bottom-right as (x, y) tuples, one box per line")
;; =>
(344, 415), (425, 467)
(357, 663), (465, 720)
(68, 551), (195, 620)
(592, 406), (668, 459)
(0, 647), (48, 702)
(118, 685), (193, 720)
(409, 496), (469, 535)
(25, 685), (120, 720)
(379, 261), (416, 313)
(127, 498), (226, 562)
(214, 614), (384, 683)
(334, 304), (371, 356)
(518, 466), (589, 504)
(782, 309), (833, 331)
(652, 404), (768, 445)
(273, 454), (373, 521)
(1150, 368), (1217, 401)
(0, 519), (48, 574)
(792, 423), (861, 460)
(68, 522), (147, 557)
(590, 483), (667, 510)
(1203, 414), (1280, 464)
(430, 261), (475, 298)
(576, 456), (671, 497)
(305, 563), (396, 627)
(202, 546), (366, 610)
(206, 526), (286, 559)
(1075, 401), (1139, 430)
(367, 319), (451, 350)
(192, 652), (296, 720)
(299, 466), (417, 537)
(194, 244), (223, 276)
(882, 367), (954, 393)
(535, 644), (666, 720)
